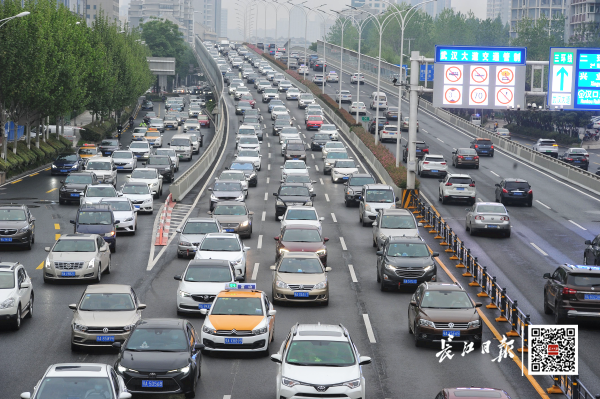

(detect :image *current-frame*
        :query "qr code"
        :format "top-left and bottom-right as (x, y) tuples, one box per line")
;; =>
(528, 325), (578, 375)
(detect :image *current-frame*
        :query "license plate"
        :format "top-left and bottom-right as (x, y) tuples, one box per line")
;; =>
(60, 169), (68, 173)
(0, 238), (12, 242)
(225, 338), (243, 344)
(416, 149), (421, 152)
(403, 279), (417, 284)
(134, 205), (140, 209)
(136, 154), (142, 157)
(70, 193), (80, 197)
(513, 192), (523, 195)
(96, 336), (115, 342)
(343, 177), (349, 180)
(456, 187), (465, 191)
(294, 292), (310, 297)
(432, 170), (438, 173)
(142, 380), (163, 388)
(105, 151), (112, 155)
(575, 160), (581, 163)
(584, 294), (600, 300)
(198, 304), (211, 309)
(481, 150), (487, 153)
(465, 157), (472, 160)
(487, 225), (499, 229)
(443, 330), (460, 337)
(224, 228), (234, 233)
(61, 271), (76, 277)
(117, 166), (124, 169)
(546, 150), (552, 152)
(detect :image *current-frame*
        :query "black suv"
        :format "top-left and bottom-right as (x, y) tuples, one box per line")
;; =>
(273, 183), (315, 218)
(98, 138), (121, 156)
(402, 141), (430, 162)
(310, 133), (330, 151)
(229, 161), (258, 187)
(494, 178), (532, 206)
(559, 149), (589, 171)
(543, 264), (600, 323)
(470, 138), (494, 157)
(0, 205), (36, 250)
(368, 117), (389, 134)
(144, 155), (175, 182)
(59, 172), (99, 204)
(344, 173), (376, 206)
(71, 204), (118, 252)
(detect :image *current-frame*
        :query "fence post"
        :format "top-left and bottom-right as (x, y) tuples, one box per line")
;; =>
(429, 213), (438, 234)
(469, 257), (480, 287)
(434, 217), (443, 239)
(506, 300), (520, 337)
(456, 242), (466, 268)
(546, 376), (563, 394)
(462, 248), (472, 277)
(487, 276), (498, 309)
(439, 222), (449, 245)
(424, 207), (433, 229)
(518, 314), (530, 353)
(496, 288), (509, 322)
(477, 266), (489, 297)
(449, 235), (459, 260)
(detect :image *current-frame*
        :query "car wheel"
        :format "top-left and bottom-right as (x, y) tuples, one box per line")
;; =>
(26, 234), (33, 250)
(554, 303), (566, 324)
(438, 191), (442, 202)
(25, 295), (33, 319)
(379, 277), (387, 292)
(414, 324), (424, 347)
(543, 293), (552, 315)
(185, 389), (196, 399)
(95, 265), (102, 283)
(469, 225), (476, 236)
(111, 242), (116, 253)
(441, 194), (446, 205)
(475, 164), (479, 169)
(70, 341), (80, 352)
(465, 222), (470, 232)
(177, 252), (183, 259)
(373, 237), (377, 247)
(527, 199), (533, 207)
(59, 198), (65, 205)
(106, 256), (112, 274)
(408, 313), (413, 334)
(504, 230), (511, 238)
(362, 215), (371, 227)
(376, 268), (381, 282)
(12, 306), (21, 330)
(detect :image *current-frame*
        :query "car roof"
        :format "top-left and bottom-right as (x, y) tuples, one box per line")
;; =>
(84, 284), (132, 294)
(137, 318), (185, 328)
(281, 251), (320, 259)
(445, 387), (510, 398)
(294, 323), (349, 341)
(0, 262), (21, 271)
(503, 178), (529, 183)
(424, 282), (464, 291)
(283, 223), (319, 230)
(188, 259), (231, 267)
(0, 204), (26, 210)
(349, 173), (374, 179)
(215, 201), (247, 206)
(447, 173), (472, 178)
(364, 184), (393, 190)
(123, 181), (149, 187)
(133, 168), (157, 173)
(562, 264), (600, 274)
(380, 208), (412, 216)
(218, 289), (263, 298)
(79, 204), (112, 211)
(59, 234), (97, 240)
(204, 232), (239, 238)
(186, 217), (217, 223)
(45, 363), (110, 378)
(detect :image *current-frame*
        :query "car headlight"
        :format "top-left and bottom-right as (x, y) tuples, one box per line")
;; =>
(179, 290), (192, 298)
(210, 194), (218, 201)
(123, 324), (136, 331)
(202, 325), (216, 335)
(419, 319), (435, 328)
(275, 279), (289, 289)
(0, 297), (16, 309)
(468, 320), (481, 328)
(281, 377), (302, 388)
(167, 364), (191, 374)
(117, 364), (139, 374)
(52, 164), (57, 168)
(45, 258), (51, 269)
(71, 164), (78, 168)
(423, 265), (435, 272)
(73, 322), (88, 332)
(325, 162), (332, 166)
(152, 182), (159, 187)
(384, 264), (397, 271)
(124, 217), (134, 222)
(230, 258), (243, 266)
(305, 201), (313, 206)
(17, 225), (30, 233)
(313, 280), (327, 289)
(316, 249), (326, 256)
(236, 194), (245, 201)
(105, 231), (115, 237)
(365, 204), (372, 211)
(340, 379), (361, 389)
(87, 259), (95, 269)
(278, 248), (289, 254)
(276, 199), (284, 206)
(240, 220), (249, 227)
(179, 241), (193, 247)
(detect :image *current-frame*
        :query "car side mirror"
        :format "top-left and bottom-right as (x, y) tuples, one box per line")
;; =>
(409, 300), (417, 306)
(194, 343), (205, 351)
(114, 220), (121, 224)
(60, 180), (65, 184)
(137, 304), (147, 310)
(176, 228), (182, 233)
(207, 211), (212, 215)
(44, 247), (51, 252)
(244, 246), (250, 251)
(174, 275), (182, 281)
(270, 354), (282, 363)
(325, 267), (332, 272)
(438, 179), (443, 182)
(168, 143), (171, 146)
(474, 302), (483, 308)
(543, 273), (551, 279)
(21, 393), (31, 399)
(68, 304), (77, 310)
(319, 217), (325, 221)
(273, 192), (278, 196)
(113, 166), (117, 171)
(270, 265), (277, 271)
(278, 216), (283, 220)
(310, 193), (316, 198)
(112, 342), (122, 349)
(268, 309), (277, 316)
(199, 308), (208, 315)
(249, 211), (254, 215)
(395, 196), (399, 202)
(359, 356), (372, 366)
(372, 222), (376, 226)
(118, 393), (132, 399)
(585, 240), (592, 245)
(274, 236), (280, 241)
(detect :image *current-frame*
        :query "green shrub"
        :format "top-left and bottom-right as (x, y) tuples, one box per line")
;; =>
(505, 124), (580, 146)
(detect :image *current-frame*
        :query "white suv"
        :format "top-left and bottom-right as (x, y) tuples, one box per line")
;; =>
(0, 262), (33, 330)
(350, 73), (365, 84)
(438, 173), (476, 205)
(271, 323), (371, 399)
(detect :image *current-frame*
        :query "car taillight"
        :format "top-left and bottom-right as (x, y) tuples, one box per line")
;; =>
(474, 156), (479, 159)
(440, 162), (446, 165)
(458, 155), (464, 159)
(562, 287), (577, 295)
(469, 183), (476, 187)
(423, 149), (429, 153)
(474, 145), (479, 148)
(502, 188), (508, 193)
(445, 182), (452, 186)
(528, 190), (532, 194)
(500, 216), (509, 221)
(566, 158), (573, 161)
(475, 215), (485, 220)
(491, 145), (494, 149)
(423, 162), (429, 164)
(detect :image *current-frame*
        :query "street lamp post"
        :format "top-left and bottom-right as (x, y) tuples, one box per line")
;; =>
(330, 10), (354, 109)
(0, 11), (30, 29)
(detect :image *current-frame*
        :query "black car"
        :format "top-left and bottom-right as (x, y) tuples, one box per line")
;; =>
(310, 133), (331, 151)
(402, 141), (430, 162)
(144, 155), (175, 182)
(494, 178), (532, 206)
(344, 173), (376, 206)
(208, 179), (245, 210)
(559, 149), (589, 170)
(224, 71), (237, 84)
(273, 183), (315, 218)
(113, 318), (203, 398)
(470, 138), (494, 157)
(247, 74), (259, 84)
(308, 54), (319, 67)
(52, 153), (83, 175)
(71, 204), (118, 251)
(98, 138), (121, 157)
(0, 205), (36, 250)
(368, 117), (389, 134)
(236, 103), (253, 115)
(273, 118), (292, 135)
(141, 101), (154, 110)
(376, 236), (438, 291)
(385, 107), (399, 121)
(59, 171), (99, 204)
(313, 59), (326, 72)
(229, 161), (258, 187)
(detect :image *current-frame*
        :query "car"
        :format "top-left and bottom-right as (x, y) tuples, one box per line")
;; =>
(175, 259), (241, 313)
(78, 144), (99, 161)
(229, 82), (245, 95)
(271, 252), (330, 305)
(112, 150), (137, 172)
(281, 174), (316, 193)
(279, 127), (301, 143)
(344, 173), (376, 207)
(119, 181), (154, 214)
(59, 172), (99, 204)
(262, 87), (280, 103)
(144, 155), (175, 183)
(331, 159), (360, 183)
(279, 206), (324, 232)
(71, 204), (119, 250)
(272, 105), (289, 120)
(494, 178), (532, 206)
(350, 72), (365, 84)
(318, 124), (339, 141)
(229, 161), (258, 187)
(304, 107), (323, 123)
(452, 148), (479, 168)
(131, 127), (147, 141)
(438, 173), (476, 205)
(369, 91), (388, 110)
(408, 281), (483, 347)
(298, 64), (309, 74)
(269, 99), (285, 113)
(310, 132), (331, 150)
(98, 138), (121, 156)
(401, 141), (430, 163)
(465, 202), (510, 237)
(155, 148), (180, 172)
(242, 108), (262, 122)
(176, 218), (222, 258)
(21, 363), (131, 399)
(298, 93), (315, 109)
(235, 149), (262, 170)
(435, 388), (513, 399)
(84, 156), (117, 186)
(271, 323), (371, 399)
(0, 262), (33, 330)
(323, 150), (350, 174)
(69, 284), (145, 350)
(273, 73), (286, 86)
(199, 284), (276, 354)
(148, 117), (165, 133)
(43, 234), (112, 283)
(126, 168), (163, 199)
(142, 100), (154, 110)
(237, 136), (261, 153)
(372, 208), (421, 249)
(186, 132), (203, 154)
(163, 114), (178, 130)
(240, 93), (257, 107)
(544, 264), (600, 323)
(273, 183), (316, 218)
(235, 86), (251, 99)
(415, 154), (447, 177)
(194, 232), (249, 279)
(218, 170), (249, 194)
(533, 138), (559, 158)
(80, 183), (120, 205)
(281, 159), (310, 178)
(274, 224), (328, 264)
(128, 141), (152, 161)
(101, 197), (138, 234)
(170, 134), (194, 161)
(368, 116), (389, 134)
(305, 115), (324, 130)
(335, 89), (352, 103)
(495, 127), (512, 139)
(113, 318), (202, 398)
(385, 106), (399, 120)
(209, 201), (254, 238)
(380, 125), (399, 142)
(326, 71), (339, 82)
(286, 88), (300, 100)
(359, 184), (398, 226)
(183, 120), (201, 134)
(312, 74), (325, 86)
(559, 148), (589, 170)
(376, 236), (437, 290)
(283, 140), (307, 161)
(400, 116), (419, 132)
(349, 102), (367, 115)
(278, 81), (293, 92)
(197, 114), (211, 128)
(470, 138), (494, 157)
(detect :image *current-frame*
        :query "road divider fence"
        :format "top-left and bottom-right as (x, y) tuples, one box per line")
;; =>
(155, 193), (175, 246)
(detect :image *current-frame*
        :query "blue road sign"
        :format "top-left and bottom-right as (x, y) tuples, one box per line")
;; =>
(435, 45), (527, 66)
(420, 65), (434, 81)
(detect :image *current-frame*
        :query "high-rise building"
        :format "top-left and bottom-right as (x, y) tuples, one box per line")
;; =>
(75, 0), (120, 24)
(128, 0), (194, 42)
(567, 0), (600, 39)
(509, 0), (568, 38)
(220, 7), (227, 37)
(411, 0), (451, 18)
(193, 0), (221, 37)
(351, 0), (366, 8)
(487, 0), (510, 25)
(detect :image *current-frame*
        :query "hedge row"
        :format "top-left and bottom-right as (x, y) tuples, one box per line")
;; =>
(505, 124), (580, 146)
(0, 134), (73, 178)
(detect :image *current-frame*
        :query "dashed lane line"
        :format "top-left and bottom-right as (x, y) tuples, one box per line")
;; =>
(436, 138), (444, 143)
(348, 264), (358, 283)
(261, 211), (266, 221)
(340, 237), (347, 250)
(315, 165), (319, 171)
(362, 314), (376, 343)
(251, 263), (260, 280)
(264, 192), (268, 201)
(331, 213), (337, 223)
(311, 153), (315, 159)
(320, 178), (324, 185)
(54, 224), (60, 230)
(266, 177), (270, 184)
(55, 233), (61, 241)
(536, 200), (551, 209)
(257, 235), (263, 249)
(568, 220), (587, 231)
(531, 243), (549, 256)
(325, 193), (330, 202)
(268, 164), (271, 170)
(490, 171), (500, 177)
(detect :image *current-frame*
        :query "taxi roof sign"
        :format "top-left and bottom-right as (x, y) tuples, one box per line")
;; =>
(225, 283), (257, 290)
(82, 143), (96, 147)
(568, 264), (600, 271)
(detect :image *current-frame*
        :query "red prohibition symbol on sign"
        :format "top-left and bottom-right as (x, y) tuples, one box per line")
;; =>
(471, 67), (487, 84)
(445, 88), (461, 104)
(445, 67), (462, 83)
(496, 88), (513, 104)
(497, 68), (514, 85)
(471, 88), (487, 104)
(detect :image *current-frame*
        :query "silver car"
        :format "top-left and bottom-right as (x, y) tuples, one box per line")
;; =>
(465, 202), (511, 237)
(112, 151), (137, 172)
(176, 217), (222, 258)
(101, 198), (138, 234)
(372, 208), (420, 249)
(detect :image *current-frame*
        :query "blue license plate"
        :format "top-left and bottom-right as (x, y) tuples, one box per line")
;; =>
(142, 380), (163, 388)
(117, 166), (124, 169)
(134, 205), (140, 209)
(96, 336), (114, 342)
(70, 193), (80, 197)
(198, 304), (211, 309)
(105, 151), (112, 155)
(432, 170), (438, 173)
(403, 279), (417, 284)
(60, 169), (68, 173)
(294, 292), (310, 297)
(584, 294), (600, 300)
(513, 192), (523, 195)
(575, 160), (581, 163)
(342, 177), (349, 180)
(487, 225), (499, 229)
(465, 157), (472, 160)
(0, 238), (12, 242)
(224, 228), (234, 233)
(416, 150), (422, 152)
(61, 271), (76, 277)
(136, 154), (142, 157)
(225, 338), (243, 344)
(481, 150), (487, 153)
(443, 330), (460, 337)
(456, 187), (465, 191)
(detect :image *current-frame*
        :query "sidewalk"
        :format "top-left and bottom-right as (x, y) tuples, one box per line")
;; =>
(71, 110), (93, 127)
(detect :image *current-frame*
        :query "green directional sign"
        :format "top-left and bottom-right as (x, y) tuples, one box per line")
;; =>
(361, 116), (370, 122)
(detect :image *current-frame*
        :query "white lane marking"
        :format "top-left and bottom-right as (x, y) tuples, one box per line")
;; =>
(320, 178), (324, 185)
(536, 200), (551, 209)
(315, 165), (319, 171)
(268, 164), (271, 170)
(262, 211), (266, 221)
(302, 133), (306, 138)
(263, 124), (266, 129)
(348, 264), (358, 283)
(490, 171), (500, 177)
(569, 220), (588, 231)
(267, 177), (270, 184)
(251, 263), (260, 280)
(268, 153), (271, 158)
(422, 129), (428, 133)
(257, 235), (263, 249)
(268, 142), (271, 147)
(531, 243), (548, 256)
(298, 124), (302, 129)
(477, 197), (483, 202)
(340, 236), (347, 250)
(362, 314), (376, 343)
(325, 193), (330, 202)
(331, 213), (337, 223)
(436, 137), (444, 143)
(311, 153), (315, 159)
(224, 396), (232, 399)
(264, 192), (268, 201)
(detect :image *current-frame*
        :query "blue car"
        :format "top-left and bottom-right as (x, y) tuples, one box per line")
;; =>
(71, 204), (118, 252)
(51, 153), (83, 175)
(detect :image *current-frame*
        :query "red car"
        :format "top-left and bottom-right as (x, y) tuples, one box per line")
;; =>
(239, 99), (255, 110)
(274, 224), (329, 265)
(306, 115), (324, 130)
(197, 114), (211, 128)
(239, 94), (256, 108)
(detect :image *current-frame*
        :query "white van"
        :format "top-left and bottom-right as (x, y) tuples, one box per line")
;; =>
(169, 134), (193, 161)
(370, 92), (388, 110)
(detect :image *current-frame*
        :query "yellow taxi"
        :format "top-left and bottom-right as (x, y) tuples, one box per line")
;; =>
(199, 283), (276, 354)
(144, 128), (163, 148)
(77, 143), (98, 160)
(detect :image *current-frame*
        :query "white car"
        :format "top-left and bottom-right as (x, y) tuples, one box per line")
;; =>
(101, 198), (138, 234)
(119, 181), (154, 213)
(281, 136), (302, 156)
(312, 74), (325, 86)
(194, 233), (249, 279)
(85, 157), (117, 186)
(0, 262), (33, 330)
(279, 130), (301, 145)
(236, 149), (262, 170)
(350, 102), (367, 115)
(326, 71), (339, 82)
(183, 120), (201, 133)
(279, 206), (324, 233)
(278, 81), (293, 92)
(218, 170), (249, 193)
(298, 93), (315, 109)
(273, 73), (285, 86)
(148, 118), (165, 133)
(187, 132), (202, 154)
(286, 88), (300, 100)
(155, 148), (180, 172)
(318, 124), (339, 141)
(418, 154), (448, 177)
(175, 259), (240, 313)
(281, 160), (310, 178)
(112, 150), (137, 172)
(322, 141), (346, 158)
(272, 323), (370, 399)
(272, 106), (289, 121)
(126, 168), (163, 199)
(438, 173), (476, 205)
(262, 88), (279, 102)
(237, 136), (261, 152)
(229, 82), (245, 95)
(256, 79), (271, 92)
(131, 127), (147, 141)
(80, 184), (120, 205)
(335, 90), (352, 103)
(128, 141), (152, 161)
(350, 72), (365, 84)
(163, 114), (178, 129)
(331, 159), (360, 183)
(380, 125), (399, 142)
(298, 65), (309, 74)
(235, 87), (251, 100)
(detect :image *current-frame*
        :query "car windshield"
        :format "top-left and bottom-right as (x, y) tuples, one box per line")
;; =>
(86, 187), (116, 197)
(79, 293), (135, 311)
(286, 209), (317, 221)
(238, 150), (259, 158)
(285, 162), (306, 169)
(101, 140), (118, 146)
(365, 190), (394, 203)
(102, 200), (131, 211)
(239, 137), (259, 144)
(448, 177), (472, 185)
(381, 215), (416, 229)
(314, 134), (330, 140)
(239, 128), (255, 135)
(476, 140), (491, 145)
(420, 290), (473, 309)
(540, 140), (556, 146)
(282, 229), (321, 242)
(476, 205), (506, 213)
(308, 116), (321, 121)
(185, 266), (232, 282)
(0, 272), (14, 289)
(214, 182), (242, 191)
(220, 172), (244, 181)
(230, 163), (254, 171)
(244, 117), (259, 124)
(86, 161), (111, 170)
(327, 152), (349, 159)
(213, 205), (247, 216)
(56, 154), (78, 162)
(320, 125), (336, 131)
(335, 161), (355, 168)
(53, 239), (96, 252)
(286, 341), (355, 366)
(130, 143), (149, 149)
(286, 175), (310, 184)
(122, 185), (150, 195)
(125, 328), (188, 351)
(211, 297), (263, 315)
(183, 221), (219, 234)
(387, 243), (429, 257)
(148, 157), (170, 165)
(300, 94), (313, 100)
(112, 152), (132, 159)
(65, 175), (93, 184)
(131, 170), (156, 179)
(504, 182), (529, 190)
(459, 149), (477, 155)
(568, 273), (600, 287)
(287, 144), (304, 151)
(78, 148), (97, 155)
(384, 126), (398, 132)
(200, 237), (241, 251)
(156, 150), (176, 157)
(171, 138), (190, 146)
(0, 209), (26, 221)
(349, 176), (375, 186)
(78, 211), (112, 225)
(280, 186), (309, 196)
(279, 257), (322, 273)
(35, 377), (114, 399)
(497, 128), (509, 133)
